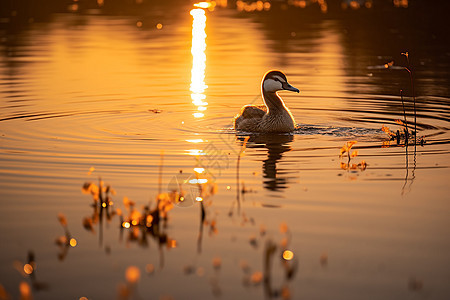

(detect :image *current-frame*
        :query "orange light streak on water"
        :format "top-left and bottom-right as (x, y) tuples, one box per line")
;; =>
(194, 2), (213, 9)
(190, 8), (208, 118)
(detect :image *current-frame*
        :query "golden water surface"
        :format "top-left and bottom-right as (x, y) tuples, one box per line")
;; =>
(0, 1), (449, 299)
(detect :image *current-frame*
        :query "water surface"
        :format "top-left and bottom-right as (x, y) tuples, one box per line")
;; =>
(1, 1), (449, 299)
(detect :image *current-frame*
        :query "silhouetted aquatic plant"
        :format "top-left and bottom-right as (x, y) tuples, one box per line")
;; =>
(82, 177), (117, 249)
(381, 122), (425, 147)
(401, 52), (416, 135)
(378, 53), (422, 194)
(339, 141), (367, 173)
(82, 177), (116, 212)
(165, 166), (218, 254)
(229, 136), (250, 216)
(400, 90), (409, 139)
(378, 53), (422, 193)
(55, 214), (77, 261)
(119, 193), (177, 264)
(192, 169), (219, 253)
(13, 251), (49, 294)
(240, 222), (298, 299)
(78, 164), (300, 299)
(381, 52), (426, 147)
(80, 171), (177, 269)
(82, 166), (179, 259)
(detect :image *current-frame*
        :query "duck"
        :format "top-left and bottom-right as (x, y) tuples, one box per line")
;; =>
(234, 70), (299, 133)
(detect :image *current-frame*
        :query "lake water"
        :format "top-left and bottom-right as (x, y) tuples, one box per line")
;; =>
(1, 1), (449, 299)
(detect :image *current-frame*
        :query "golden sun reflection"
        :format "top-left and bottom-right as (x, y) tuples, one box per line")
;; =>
(194, 2), (213, 9)
(186, 149), (205, 156)
(194, 167), (205, 173)
(190, 7), (208, 118)
(189, 178), (208, 184)
(186, 139), (204, 143)
(193, 112), (205, 118)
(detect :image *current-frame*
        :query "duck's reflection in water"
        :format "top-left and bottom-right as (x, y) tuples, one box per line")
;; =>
(237, 134), (294, 191)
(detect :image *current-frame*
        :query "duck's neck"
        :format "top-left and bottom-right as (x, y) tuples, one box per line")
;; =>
(262, 90), (287, 114)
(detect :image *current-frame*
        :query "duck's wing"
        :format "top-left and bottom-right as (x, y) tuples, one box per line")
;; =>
(234, 105), (267, 131)
(239, 105), (267, 118)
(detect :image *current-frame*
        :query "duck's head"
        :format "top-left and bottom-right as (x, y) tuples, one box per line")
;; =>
(262, 70), (299, 94)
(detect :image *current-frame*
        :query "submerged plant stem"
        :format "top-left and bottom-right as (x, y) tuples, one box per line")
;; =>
(400, 90), (409, 144)
(236, 136), (250, 213)
(403, 52), (416, 136)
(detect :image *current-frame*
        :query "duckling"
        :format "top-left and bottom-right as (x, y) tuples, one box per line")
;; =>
(234, 70), (299, 133)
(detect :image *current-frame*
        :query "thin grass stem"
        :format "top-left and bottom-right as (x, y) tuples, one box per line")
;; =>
(400, 90), (409, 144)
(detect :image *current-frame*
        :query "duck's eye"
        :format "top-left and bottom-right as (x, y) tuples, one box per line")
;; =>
(273, 75), (286, 83)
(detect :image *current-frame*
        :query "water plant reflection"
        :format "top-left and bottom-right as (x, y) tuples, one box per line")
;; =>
(376, 53), (423, 147)
(193, 171), (219, 253)
(81, 175), (177, 267)
(82, 178), (116, 249)
(377, 53), (423, 194)
(118, 192), (176, 265)
(339, 141), (367, 176)
(13, 251), (49, 294)
(236, 136), (249, 210)
(238, 222), (298, 298)
(55, 213), (78, 260)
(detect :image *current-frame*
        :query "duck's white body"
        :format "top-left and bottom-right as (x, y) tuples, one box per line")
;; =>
(234, 70), (299, 133)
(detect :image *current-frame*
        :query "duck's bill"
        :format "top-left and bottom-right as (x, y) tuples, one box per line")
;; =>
(283, 82), (300, 93)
